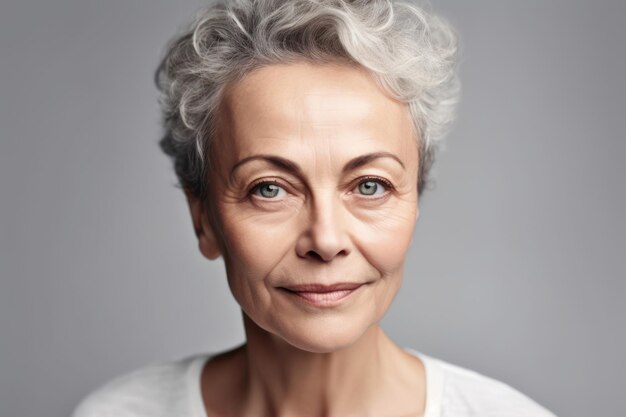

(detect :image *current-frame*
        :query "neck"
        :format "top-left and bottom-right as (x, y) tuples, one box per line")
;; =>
(233, 313), (425, 417)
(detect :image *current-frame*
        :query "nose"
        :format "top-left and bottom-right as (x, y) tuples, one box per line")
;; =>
(295, 192), (351, 262)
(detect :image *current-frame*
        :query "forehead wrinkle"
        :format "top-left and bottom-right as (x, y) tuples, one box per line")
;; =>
(300, 93), (373, 125)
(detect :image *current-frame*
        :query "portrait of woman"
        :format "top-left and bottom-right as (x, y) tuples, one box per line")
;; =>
(2, 0), (623, 416)
(69, 0), (556, 415)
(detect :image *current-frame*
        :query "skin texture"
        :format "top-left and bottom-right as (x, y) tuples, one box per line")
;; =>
(187, 62), (426, 417)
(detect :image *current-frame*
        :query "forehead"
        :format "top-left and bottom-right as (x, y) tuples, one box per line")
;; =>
(216, 62), (416, 160)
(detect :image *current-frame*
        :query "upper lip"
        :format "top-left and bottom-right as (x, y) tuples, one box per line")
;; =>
(280, 283), (364, 292)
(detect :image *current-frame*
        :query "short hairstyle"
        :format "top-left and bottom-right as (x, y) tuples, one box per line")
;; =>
(156, 0), (460, 200)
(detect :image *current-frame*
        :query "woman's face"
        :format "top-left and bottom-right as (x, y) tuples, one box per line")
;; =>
(192, 62), (420, 353)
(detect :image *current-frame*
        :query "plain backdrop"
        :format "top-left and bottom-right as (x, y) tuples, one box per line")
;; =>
(1, 1), (624, 416)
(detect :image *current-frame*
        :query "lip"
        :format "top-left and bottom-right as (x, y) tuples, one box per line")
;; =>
(281, 282), (364, 292)
(279, 282), (365, 307)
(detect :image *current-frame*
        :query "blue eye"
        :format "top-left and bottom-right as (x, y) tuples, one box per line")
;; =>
(355, 178), (391, 197)
(250, 181), (287, 199)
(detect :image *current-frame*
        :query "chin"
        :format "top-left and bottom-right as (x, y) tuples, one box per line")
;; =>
(273, 315), (374, 354)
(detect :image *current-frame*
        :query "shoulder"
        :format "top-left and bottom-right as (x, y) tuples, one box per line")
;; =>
(425, 354), (558, 417)
(71, 355), (203, 417)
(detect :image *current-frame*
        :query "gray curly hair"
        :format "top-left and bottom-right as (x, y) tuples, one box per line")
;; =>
(156, 0), (460, 200)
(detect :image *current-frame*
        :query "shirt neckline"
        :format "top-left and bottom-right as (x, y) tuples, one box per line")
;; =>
(186, 347), (445, 417)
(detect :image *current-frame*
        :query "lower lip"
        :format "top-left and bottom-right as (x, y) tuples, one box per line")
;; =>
(280, 286), (363, 307)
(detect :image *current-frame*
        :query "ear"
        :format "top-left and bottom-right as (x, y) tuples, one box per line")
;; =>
(184, 189), (222, 260)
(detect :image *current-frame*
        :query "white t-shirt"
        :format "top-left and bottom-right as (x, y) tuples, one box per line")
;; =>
(72, 348), (558, 417)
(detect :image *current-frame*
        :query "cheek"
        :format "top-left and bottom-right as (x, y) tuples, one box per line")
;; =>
(352, 197), (417, 275)
(218, 206), (298, 286)
(217, 209), (304, 332)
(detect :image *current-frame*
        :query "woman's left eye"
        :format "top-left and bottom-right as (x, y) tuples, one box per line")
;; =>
(353, 178), (392, 197)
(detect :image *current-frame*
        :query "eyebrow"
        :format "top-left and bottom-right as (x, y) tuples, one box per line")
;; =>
(229, 151), (405, 180)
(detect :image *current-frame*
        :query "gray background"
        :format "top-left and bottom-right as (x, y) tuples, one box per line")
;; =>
(1, 1), (624, 416)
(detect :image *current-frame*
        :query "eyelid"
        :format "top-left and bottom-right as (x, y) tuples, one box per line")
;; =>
(248, 178), (281, 191)
(355, 176), (394, 190)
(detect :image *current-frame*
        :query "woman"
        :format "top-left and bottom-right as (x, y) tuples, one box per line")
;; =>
(74, 1), (557, 416)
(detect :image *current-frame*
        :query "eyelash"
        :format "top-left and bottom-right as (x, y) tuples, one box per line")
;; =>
(248, 176), (395, 200)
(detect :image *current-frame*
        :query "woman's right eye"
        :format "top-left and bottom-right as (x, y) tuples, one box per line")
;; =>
(249, 181), (288, 199)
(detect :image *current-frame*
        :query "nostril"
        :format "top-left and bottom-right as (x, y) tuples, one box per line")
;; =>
(305, 248), (349, 262)
(306, 251), (324, 262)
